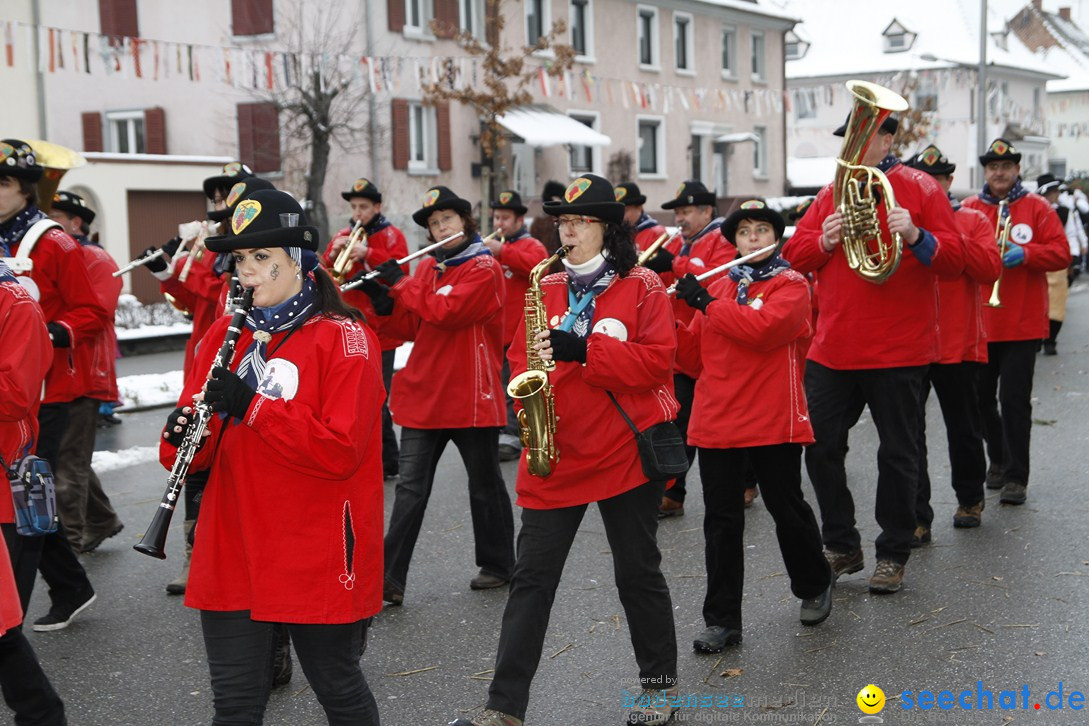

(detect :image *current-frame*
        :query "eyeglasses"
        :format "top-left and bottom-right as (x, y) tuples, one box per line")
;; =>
(554, 216), (601, 232)
(427, 212), (460, 231)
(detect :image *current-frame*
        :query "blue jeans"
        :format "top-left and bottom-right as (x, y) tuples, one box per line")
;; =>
(200, 611), (379, 726)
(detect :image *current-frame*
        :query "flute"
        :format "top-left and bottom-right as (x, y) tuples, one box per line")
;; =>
(178, 222), (216, 283)
(112, 229), (194, 278)
(666, 243), (779, 296)
(340, 231), (465, 292)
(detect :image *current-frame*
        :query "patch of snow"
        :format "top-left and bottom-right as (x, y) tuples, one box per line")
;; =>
(91, 446), (160, 473)
(117, 370), (184, 410)
(116, 323), (193, 341)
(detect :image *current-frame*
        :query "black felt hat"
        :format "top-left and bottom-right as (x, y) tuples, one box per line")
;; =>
(614, 182), (647, 206)
(979, 138), (1022, 165)
(341, 177), (382, 203)
(721, 199), (785, 244)
(904, 144), (956, 176)
(202, 161), (255, 200)
(205, 190), (318, 252)
(51, 191), (96, 224)
(541, 180), (566, 202)
(0, 139), (43, 182)
(542, 174), (624, 224)
(661, 180), (717, 210)
(208, 177), (277, 223)
(411, 186), (473, 228)
(490, 190), (528, 215)
(833, 112), (899, 138)
(1035, 173), (1063, 195)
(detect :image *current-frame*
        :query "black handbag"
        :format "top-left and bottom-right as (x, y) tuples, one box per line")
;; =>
(607, 392), (689, 481)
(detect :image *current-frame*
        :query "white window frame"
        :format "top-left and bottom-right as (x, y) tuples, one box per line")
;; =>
(637, 5), (659, 71)
(407, 101), (439, 175)
(404, 0), (435, 39)
(721, 25), (736, 79)
(636, 115), (666, 179)
(526, 0), (551, 46)
(567, 110), (601, 176)
(106, 110), (146, 154)
(752, 124), (768, 179)
(570, 0), (595, 62)
(459, 0), (485, 38)
(673, 11), (694, 75)
(751, 31), (766, 82)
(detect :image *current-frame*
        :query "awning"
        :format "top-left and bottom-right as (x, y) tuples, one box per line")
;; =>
(496, 107), (612, 148)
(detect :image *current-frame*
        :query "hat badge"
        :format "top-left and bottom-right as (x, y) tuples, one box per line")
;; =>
(226, 181), (247, 208)
(991, 140), (1009, 155)
(353, 178), (371, 192)
(740, 200), (765, 210)
(224, 161), (243, 175)
(615, 187), (627, 201)
(499, 191), (513, 205)
(921, 147), (942, 166)
(565, 178), (592, 202)
(423, 189), (441, 207)
(232, 199), (262, 235)
(0, 142), (14, 163)
(675, 182), (686, 198)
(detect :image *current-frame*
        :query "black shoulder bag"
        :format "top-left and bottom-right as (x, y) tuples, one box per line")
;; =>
(606, 392), (689, 481)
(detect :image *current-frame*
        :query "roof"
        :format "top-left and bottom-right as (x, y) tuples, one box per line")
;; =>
(688, 0), (799, 26)
(1010, 3), (1089, 92)
(496, 107), (611, 148)
(786, 156), (836, 190)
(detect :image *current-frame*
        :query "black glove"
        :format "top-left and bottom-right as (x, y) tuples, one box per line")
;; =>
(162, 406), (193, 447)
(350, 277), (395, 316)
(46, 322), (70, 348)
(548, 329), (588, 364)
(643, 247), (675, 274)
(162, 236), (183, 257)
(375, 259), (405, 286)
(141, 245), (168, 273)
(676, 274), (715, 313)
(205, 367), (257, 420)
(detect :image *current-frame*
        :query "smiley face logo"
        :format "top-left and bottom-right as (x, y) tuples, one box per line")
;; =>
(857, 684), (885, 715)
(565, 177), (592, 202)
(226, 181), (247, 208)
(232, 199), (262, 235)
(423, 188), (441, 207)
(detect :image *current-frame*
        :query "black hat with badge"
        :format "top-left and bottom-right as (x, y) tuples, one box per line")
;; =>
(542, 174), (624, 224)
(208, 177), (276, 223)
(51, 191), (96, 224)
(0, 139), (43, 182)
(489, 190), (528, 216)
(205, 189), (317, 252)
(833, 112), (899, 138)
(661, 180), (717, 210)
(614, 182), (647, 206)
(979, 138), (1022, 165)
(1035, 173), (1063, 195)
(341, 177), (382, 203)
(721, 199), (785, 244)
(202, 161), (255, 200)
(904, 144), (956, 176)
(412, 186), (473, 228)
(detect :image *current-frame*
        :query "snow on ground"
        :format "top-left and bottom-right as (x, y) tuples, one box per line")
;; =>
(115, 323), (193, 341)
(91, 446), (160, 473)
(117, 370), (184, 410)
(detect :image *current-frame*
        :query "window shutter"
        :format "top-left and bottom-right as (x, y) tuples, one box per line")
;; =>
(232, 0), (274, 36)
(485, 0), (499, 46)
(436, 102), (452, 171)
(238, 102), (281, 173)
(81, 112), (103, 153)
(237, 103), (256, 171)
(144, 107), (166, 154)
(433, 0), (459, 38)
(388, 0), (405, 32)
(99, 0), (139, 38)
(391, 99), (409, 170)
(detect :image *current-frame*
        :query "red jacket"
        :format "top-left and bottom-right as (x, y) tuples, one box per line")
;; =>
(508, 267), (679, 509)
(962, 192), (1071, 343)
(159, 250), (225, 383)
(383, 247), (507, 429)
(493, 231), (548, 348)
(671, 224), (736, 377)
(78, 242), (122, 401)
(677, 270), (814, 449)
(11, 227), (110, 403)
(321, 223), (409, 351)
(782, 163), (964, 369)
(161, 314), (385, 624)
(938, 207), (1002, 364)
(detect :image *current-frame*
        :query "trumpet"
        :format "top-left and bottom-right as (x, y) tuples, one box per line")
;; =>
(665, 243), (779, 295)
(482, 230), (505, 244)
(637, 229), (681, 266)
(987, 200), (1011, 308)
(331, 221), (367, 284)
(340, 232), (464, 292)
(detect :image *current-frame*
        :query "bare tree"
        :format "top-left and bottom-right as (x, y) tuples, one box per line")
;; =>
(892, 76), (934, 159)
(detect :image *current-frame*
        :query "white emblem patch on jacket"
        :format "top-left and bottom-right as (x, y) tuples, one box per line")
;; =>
(436, 284), (454, 296)
(592, 318), (628, 341)
(1011, 223), (1033, 245)
(256, 359), (299, 401)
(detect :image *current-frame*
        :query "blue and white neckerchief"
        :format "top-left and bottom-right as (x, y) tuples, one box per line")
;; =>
(234, 277), (318, 392)
(948, 192), (962, 212)
(434, 236), (489, 277)
(635, 213), (660, 232)
(365, 214), (392, 235)
(559, 254), (616, 337)
(74, 234), (98, 247)
(875, 154), (900, 174)
(980, 179), (1028, 206)
(728, 254), (791, 306)
(0, 259), (17, 284)
(505, 227), (530, 243)
(0, 205), (47, 255)
(680, 216), (726, 256)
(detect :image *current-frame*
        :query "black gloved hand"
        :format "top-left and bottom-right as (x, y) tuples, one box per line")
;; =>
(205, 367), (257, 420)
(676, 274), (715, 313)
(141, 245), (168, 273)
(350, 277), (395, 316)
(162, 406), (193, 447)
(375, 259), (405, 286)
(548, 329), (588, 364)
(643, 247), (675, 274)
(46, 322), (70, 348)
(162, 236), (183, 257)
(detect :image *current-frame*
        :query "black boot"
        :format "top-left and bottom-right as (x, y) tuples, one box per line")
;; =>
(1044, 320), (1061, 355)
(271, 623), (293, 689)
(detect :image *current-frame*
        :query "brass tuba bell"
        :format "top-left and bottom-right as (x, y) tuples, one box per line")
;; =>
(26, 140), (86, 214)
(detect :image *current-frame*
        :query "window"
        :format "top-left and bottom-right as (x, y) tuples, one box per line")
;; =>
(794, 89), (817, 120)
(392, 99), (450, 171)
(403, 0), (435, 36)
(637, 117), (664, 177)
(1049, 159), (1067, 178)
(914, 77), (938, 112)
(571, 0), (593, 58)
(690, 134), (703, 181)
(721, 26), (736, 77)
(881, 19), (916, 53)
(408, 102), (437, 172)
(674, 12), (693, 73)
(887, 33), (907, 50)
(99, 0), (138, 39)
(751, 31), (765, 81)
(637, 6), (659, 68)
(460, 0), (485, 37)
(785, 30), (809, 60)
(237, 101), (281, 173)
(753, 125), (767, 177)
(106, 110), (145, 154)
(568, 112), (600, 174)
(231, 0), (273, 36)
(526, 0), (550, 45)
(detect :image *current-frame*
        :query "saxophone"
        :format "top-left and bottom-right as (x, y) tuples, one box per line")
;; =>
(506, 247), (570, 477)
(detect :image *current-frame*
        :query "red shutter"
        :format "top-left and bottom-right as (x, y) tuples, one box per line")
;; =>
(433, 0), (459, 38)
(237, 103), (256, 171)
(232, 0), (274, 36)
(144, 107), (166, 154)
(392, 99), (409, 170)
(99, 0), (139, 38)
(238, 102), (280, 173)
(485, 0), (499, 46)
(81, 112), (103, 152)
(436, 102), (452, 171)
(388, 0), (405, 32)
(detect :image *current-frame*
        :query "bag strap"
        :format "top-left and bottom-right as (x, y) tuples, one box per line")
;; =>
(606, 391), (640, 436)
(15, 219), (62, 261)
(0, 451), (15, 479)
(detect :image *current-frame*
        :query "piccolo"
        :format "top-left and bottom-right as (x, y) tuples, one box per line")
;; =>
(340, 231), (465, 292)
(666, 243), (779, 296)
(637, 229), (681, 266)
(179, 222), (216, 283)
(113, 236), (192, 278)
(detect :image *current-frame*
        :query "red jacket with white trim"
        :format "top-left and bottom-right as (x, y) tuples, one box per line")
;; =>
(78, 243), (122, 401)
(937, 207), (1002, 364)
(670, 226), (736, 376)
(493, 232), (548, 348)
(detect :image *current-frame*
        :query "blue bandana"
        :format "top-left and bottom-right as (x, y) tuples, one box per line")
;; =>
(635, 213), (660, 232)
(234, 277), (318, 392)
(680, 217), (725, 256)
(433, 235), (489, 277)
(728, 254), (791, 305)
(980, 178), (1029, 206)
(561, 257), (616, 337)
(0, 205), (47, 256)
(948, 192), (962, 212)
(0, 259), (17, 284)
(876, 154), (900, 174)
(365, 214), (392, 235)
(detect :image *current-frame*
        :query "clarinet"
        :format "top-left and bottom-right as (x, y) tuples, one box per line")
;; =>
(133, 287), (255, 559)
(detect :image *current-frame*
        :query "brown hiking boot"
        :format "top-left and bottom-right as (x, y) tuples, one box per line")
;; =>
(743, 486), (760, 508)
(985, 463), (1004, 490)
(953, 501), (984, 528)
(823, 548), (864, 579)
(448, 708), (523, 726)
(626, 686), (680, 725)
(868, 560), (905, 594)
(657, 496), (685, 519)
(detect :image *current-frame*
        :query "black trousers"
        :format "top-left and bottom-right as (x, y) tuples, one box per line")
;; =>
(0, 626), (66, 725)
(804, 362), (927, 564)
(384, 427), (514, 591)
(381, 350), (399, 477)
(487, 481), (677, 720)
(915, 363), (987, 527)
(699, 445), (829, 629)
(200, 611), (378, 726)
(664, 373), (698, 503)
(978, 340), (1038, 487)
(499, 349), (522, 446)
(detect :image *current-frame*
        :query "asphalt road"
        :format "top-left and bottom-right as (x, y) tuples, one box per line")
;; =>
(23, 285), (1089, 726)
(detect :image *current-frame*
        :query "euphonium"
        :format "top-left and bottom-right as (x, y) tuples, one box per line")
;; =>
(332, 221), (366, 284)
(27, 139), (85, 214)
(987, 200), (1011, 308)
(506, 246), (570, 477)
(834, 80), (909, 284)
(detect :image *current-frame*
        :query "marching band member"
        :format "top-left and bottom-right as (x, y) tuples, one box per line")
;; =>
(528, 180), (565, 257)
(616, 182), (676, 283)
(962, 140), (1070, 505)
(782, 116), (963, 594)
(321, 177), (408, 480)
(160, 190), (384, 725)
(452, 174), (681, 726)
(675, 200), (832, 652)
(367, 186), (514, 605)
(1034, 173), (1074, 356)
(484, 190), (548, 462)
(903, 146), (1001, 541)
